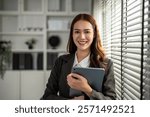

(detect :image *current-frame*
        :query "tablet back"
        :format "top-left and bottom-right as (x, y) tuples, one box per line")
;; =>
(70, 67), (105, 97)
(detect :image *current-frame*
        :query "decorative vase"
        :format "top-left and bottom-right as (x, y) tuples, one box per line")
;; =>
(48, 35), (60, 49)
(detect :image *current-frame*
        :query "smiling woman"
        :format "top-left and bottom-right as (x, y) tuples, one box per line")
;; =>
(72, 20), (94, 55)
(41, 14), (116, 100)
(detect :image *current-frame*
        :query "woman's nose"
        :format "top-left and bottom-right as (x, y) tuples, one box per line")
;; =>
(79, 32), (86, 39)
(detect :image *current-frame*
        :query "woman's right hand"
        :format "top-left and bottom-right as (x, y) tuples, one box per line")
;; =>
(67, 73), (92, 96)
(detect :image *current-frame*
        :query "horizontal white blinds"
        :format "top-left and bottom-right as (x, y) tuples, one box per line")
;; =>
(94, 0), (150, 99)
(143, 0), (150, 99)
(102, 0), (112, 58)
(111, 0), (122, 100)
(122, 0), (142, 99)
(102, 0), (122, 99)
(100, 0), (150, 99)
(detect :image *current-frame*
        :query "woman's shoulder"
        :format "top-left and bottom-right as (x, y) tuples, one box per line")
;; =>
(58, 53), (74, 62)
(103, 57), (113, 65)
(101, 57), (113, 71)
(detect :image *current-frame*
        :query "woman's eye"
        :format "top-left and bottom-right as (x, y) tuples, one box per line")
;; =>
(85, 31), (90, 34)
(74, 31), (80, 34)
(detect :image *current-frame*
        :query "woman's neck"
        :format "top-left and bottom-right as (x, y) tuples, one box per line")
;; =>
(76, 50), (90, 63)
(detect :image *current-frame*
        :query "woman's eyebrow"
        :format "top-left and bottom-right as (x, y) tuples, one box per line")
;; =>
(73, 29), (91, 30)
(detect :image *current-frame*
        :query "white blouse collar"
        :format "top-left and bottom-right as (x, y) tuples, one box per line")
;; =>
(73, 52), (90, 67)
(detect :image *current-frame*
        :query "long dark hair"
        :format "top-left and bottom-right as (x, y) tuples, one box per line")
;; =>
(67, 14), (106, 68)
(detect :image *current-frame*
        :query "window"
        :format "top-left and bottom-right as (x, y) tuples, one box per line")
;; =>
(93, 0), (150, 99)
(143, 0), (150, 99)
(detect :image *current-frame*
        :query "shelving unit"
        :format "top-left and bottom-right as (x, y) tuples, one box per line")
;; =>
(0, 0), (92, 99)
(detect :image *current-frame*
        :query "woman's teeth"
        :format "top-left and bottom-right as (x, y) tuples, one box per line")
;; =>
(78, 41), (87, 45)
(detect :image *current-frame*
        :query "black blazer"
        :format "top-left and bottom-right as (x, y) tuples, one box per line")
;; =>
(41, 54), (116, 100)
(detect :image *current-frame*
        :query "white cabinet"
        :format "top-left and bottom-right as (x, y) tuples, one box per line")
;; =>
(0, 71), (45, 100)
(0, 71), (20, 100)
(0, 0), (92, 99)
(20, 71), (44, 100)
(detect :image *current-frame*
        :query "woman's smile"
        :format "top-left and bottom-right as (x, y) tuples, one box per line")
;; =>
(78, 40), (88, 45)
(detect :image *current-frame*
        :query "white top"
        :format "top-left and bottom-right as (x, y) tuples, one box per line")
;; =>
(73, 53), (90, 68)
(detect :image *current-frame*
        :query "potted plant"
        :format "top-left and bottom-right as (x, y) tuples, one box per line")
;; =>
(0, 40), (12, 79)
(25, 38), (37, 49)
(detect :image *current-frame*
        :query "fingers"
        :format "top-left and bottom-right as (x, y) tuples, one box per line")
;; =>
(67, 73), (89, 92)
(71, 73), (84, 80)
(67, 73), (83, 81)
(67, 74), (79, 88)
(67, 73), (82, 90)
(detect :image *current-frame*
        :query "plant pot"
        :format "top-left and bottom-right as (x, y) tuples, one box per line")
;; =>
(28, 45), (33, 49)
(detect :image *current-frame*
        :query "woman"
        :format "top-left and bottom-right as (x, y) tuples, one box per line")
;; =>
(41, 14), (116, 100)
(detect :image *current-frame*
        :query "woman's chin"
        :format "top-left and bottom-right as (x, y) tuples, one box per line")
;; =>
(78, 47), (90, 51)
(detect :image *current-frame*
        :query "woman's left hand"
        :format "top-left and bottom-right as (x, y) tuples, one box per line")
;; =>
(67, 73), (92, 96)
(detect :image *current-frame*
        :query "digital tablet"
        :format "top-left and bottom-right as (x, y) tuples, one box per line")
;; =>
(69, 67), (105, 97)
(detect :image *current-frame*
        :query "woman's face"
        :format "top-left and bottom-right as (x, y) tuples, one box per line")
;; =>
(73, 20), (94, 53)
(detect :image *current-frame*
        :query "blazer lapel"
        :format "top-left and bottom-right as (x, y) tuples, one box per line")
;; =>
(59, 54), (75, 97)
(63, 54), (75, 74)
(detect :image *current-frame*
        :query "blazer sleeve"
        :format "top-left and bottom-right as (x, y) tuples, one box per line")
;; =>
(89, 59), (116, 100)
(41, 57), (68, 100)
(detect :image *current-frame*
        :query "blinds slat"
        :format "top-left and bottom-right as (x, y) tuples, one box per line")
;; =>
(122, 39), (141, 43)
(123, 86), (140, 100)
(122, 54), (141, 61)
(125, 3), (142, 12)
(123, 21), (142, 28)
(123, 75), (141, 91)
(111, 37), (121, 40)
(123, 59), (141, 68)
(114, 66), (121, 73)
(123, 80), (141, 97)
(122, 33), (142, 37)
(123, 93), (133, 100)
(122, 45), (141, 48)
(123, 73), (140, 86)
(123, 0), (137, 9)
(123, 10), (142, 18)
(122, 52), (141, 57)
(123, 50), (141, 54)
(123, 15), (142, 23)
(116, 90), (122, 99)
(123, 68), (140, 80)
(123, 64), (141, 73)
(123, 88), (138, 99)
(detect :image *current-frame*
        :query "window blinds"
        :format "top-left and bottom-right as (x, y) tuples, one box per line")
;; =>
(143, 0), (150, 99)
(93, 0), (150, 99)
(110, 0), (122, 100)
(122, 0), (142, 100)
(102, 0), (112, 58)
